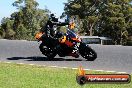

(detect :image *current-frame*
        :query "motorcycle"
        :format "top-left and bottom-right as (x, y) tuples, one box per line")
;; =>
(35, 23), (97, 61)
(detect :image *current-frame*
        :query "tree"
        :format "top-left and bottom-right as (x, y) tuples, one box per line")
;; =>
(98, 0), (132, 45)
(0, 0), (49, 40)
(64, 0), (132, 45)
(0, 26), (3, 38)
(0, 17), (15, 39)
(11, 0), (49, 40)
(64, 0), (106, 36)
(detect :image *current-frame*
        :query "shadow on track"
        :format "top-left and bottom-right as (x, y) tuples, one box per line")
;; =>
(7, 56), (83, 61)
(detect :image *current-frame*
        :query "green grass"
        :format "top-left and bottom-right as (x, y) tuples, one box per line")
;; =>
(0, 62), (131, 88)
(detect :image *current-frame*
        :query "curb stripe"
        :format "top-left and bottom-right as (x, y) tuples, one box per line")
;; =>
(0, 61), (128, 74)
(49, 66), (58, 68)
(59, 67), (68, 69)
(84, 69), (91, 71)
(117, 72), (127, 74)
(18, 63), (24, 65)
(5, 62), (11, 64)
(29, 64), (35, 66)
(71, 68), (78, 70)
(95, 70), (104, 72)
(106, 71), (116, 73)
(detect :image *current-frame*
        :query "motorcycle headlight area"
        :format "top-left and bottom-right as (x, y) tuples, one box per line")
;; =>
(35, 32), (43, 40)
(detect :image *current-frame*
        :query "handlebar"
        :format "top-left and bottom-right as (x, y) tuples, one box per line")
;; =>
(51, 21), (69, 26)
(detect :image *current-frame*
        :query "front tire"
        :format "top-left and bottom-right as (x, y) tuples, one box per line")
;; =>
(79, 43), (97, 61)
(83, 47), (97, 61)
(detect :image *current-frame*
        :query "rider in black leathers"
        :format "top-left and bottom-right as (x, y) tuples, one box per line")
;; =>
(43, 14), (69, 38)
(41, 14), (69, 51)
(41, 14), (79, 57)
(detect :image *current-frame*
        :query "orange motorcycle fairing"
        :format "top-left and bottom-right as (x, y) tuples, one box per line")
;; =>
(59, 36), (74, 47)
(64, 40), (74, 47)
(59, 36), (67, 43)
(71, 38), (81, 42)
(35, 32), (44, 40)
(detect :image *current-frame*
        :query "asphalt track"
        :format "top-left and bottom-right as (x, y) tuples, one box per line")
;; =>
(0, 39), (132, 73)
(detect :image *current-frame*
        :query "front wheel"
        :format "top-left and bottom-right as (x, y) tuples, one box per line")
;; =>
(79, 43), (97, 61)
(39, 43), (57, 59)
(83, 47), (97, 61)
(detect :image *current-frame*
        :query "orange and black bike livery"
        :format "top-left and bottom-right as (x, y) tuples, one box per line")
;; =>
(35, 22), (97, 61)
(35, 13), (97, 61)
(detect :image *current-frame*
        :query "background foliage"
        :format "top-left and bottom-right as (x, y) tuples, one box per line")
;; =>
(63, 0), (132, 45)
(0, 0), (49, 40)
(0, 0), (132, 45)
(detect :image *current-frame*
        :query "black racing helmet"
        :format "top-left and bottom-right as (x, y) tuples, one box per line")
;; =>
(50, 14), (55, 18)
(50, 14), (58, 22)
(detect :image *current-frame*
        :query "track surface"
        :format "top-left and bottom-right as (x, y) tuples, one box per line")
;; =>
(0, 40), (132, 73)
